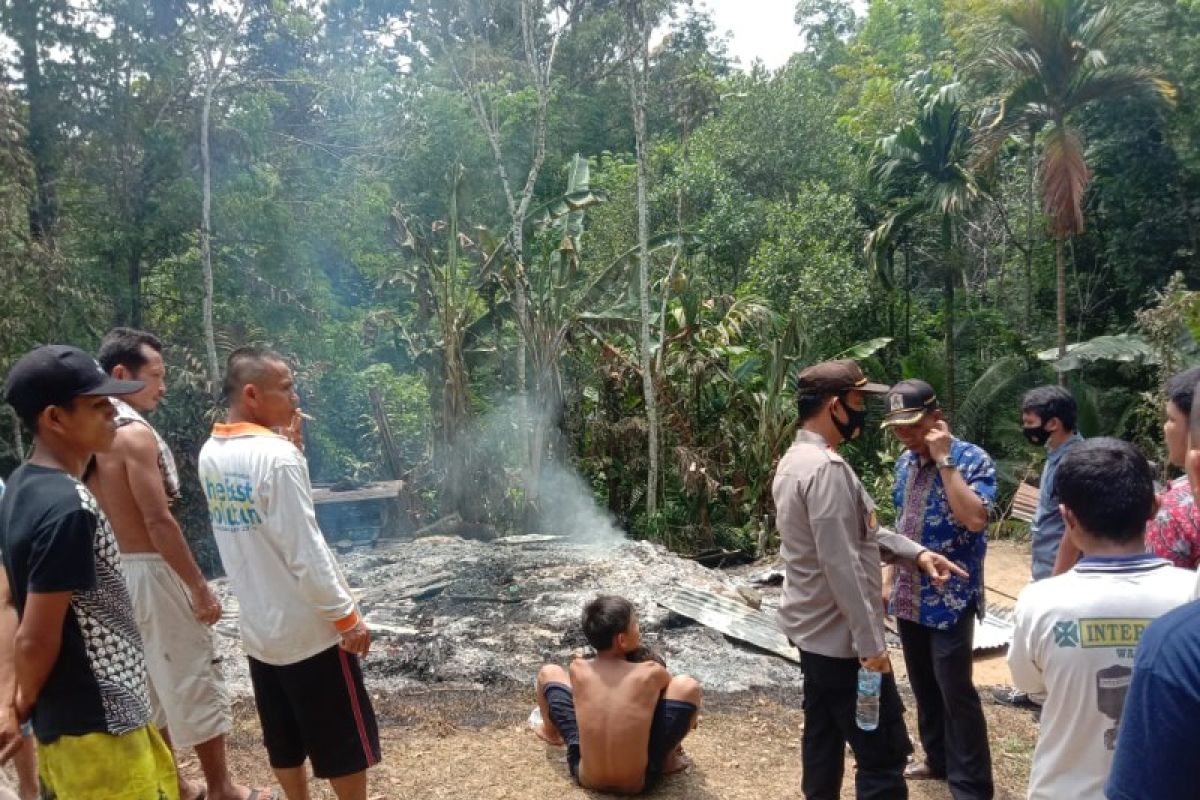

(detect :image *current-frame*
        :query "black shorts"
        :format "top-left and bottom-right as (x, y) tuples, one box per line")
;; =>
(248, 645), (381, 779)
(542, 682), (696, 789)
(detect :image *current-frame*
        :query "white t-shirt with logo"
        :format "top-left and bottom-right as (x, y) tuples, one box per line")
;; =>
(1009, 554), (1194, 800)
(199, 423), (359, 666)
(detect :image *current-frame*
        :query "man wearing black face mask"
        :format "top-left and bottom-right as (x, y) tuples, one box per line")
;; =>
(773, 359), (966, 800)
(992, 386), (1083, 714)
(1019, 386), (1084, 581)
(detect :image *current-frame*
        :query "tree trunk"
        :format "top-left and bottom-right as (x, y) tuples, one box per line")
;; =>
(440, 334), (470, 516)
(886, 248), (895, 342)
(1056, 234), (1068, 386)
(944, 257), (956, 414)
(904, 246), (912, 354)
(195, 1), (250, 393)
(129, 251), (143, 328)
(200, 83), (220, 391)
(11, 0), (56, 241)
(1025, 130), (1036, 328)
(628, 3), (658, 518)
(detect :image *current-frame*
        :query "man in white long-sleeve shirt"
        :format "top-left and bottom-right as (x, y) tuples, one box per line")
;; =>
(1008, 438), (1192, 800)
(200, 347), (379, 800)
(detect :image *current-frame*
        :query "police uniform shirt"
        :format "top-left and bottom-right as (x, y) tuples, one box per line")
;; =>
(774, 429), (925, 659)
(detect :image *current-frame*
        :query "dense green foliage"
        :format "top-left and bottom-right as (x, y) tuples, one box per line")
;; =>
(0, 0), (1197, 562)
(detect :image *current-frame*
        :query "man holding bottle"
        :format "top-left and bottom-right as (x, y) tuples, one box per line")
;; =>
(773, 360), (965, 800)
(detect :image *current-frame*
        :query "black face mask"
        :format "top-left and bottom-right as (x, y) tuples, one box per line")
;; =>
(1023, 425), (1050, 447)
(832, 399), (868, 441)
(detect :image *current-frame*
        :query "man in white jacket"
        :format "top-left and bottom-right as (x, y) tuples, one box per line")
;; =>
(199, 347), (378, 800)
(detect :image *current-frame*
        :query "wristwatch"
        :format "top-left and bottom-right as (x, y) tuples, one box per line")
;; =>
(936, 455), (958, 471)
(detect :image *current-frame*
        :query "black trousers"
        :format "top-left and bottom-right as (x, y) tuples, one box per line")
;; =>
(799, 649), (912, 800)
(897, 609), (994, 800)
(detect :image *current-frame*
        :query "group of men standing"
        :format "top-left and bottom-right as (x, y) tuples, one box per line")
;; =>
(0, 332), (380, 799)
(0, 332), (1198, 800)
(774, 358), (1200, 800)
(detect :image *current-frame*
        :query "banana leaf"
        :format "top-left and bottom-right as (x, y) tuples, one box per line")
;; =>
(835, 337), (895, 360)
(578, 231), (703, 309)
(1037, 333), (1159, 372)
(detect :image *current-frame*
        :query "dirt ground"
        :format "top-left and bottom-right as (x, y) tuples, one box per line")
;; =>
(180, 540), (1040, 799)
(201, 688), (1036, 799)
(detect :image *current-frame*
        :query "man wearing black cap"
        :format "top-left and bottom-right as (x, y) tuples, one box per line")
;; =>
(881, 379), (994, 798)
(0, 345), (178, 798)
(773, 359), (966, 800)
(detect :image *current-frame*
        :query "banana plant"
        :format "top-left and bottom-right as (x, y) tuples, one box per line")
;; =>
(512, 154), (699, 516)
(387, 165), (494, 515)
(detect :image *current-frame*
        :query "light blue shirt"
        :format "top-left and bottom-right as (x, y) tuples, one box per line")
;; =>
(1031, 433), (1083, 580)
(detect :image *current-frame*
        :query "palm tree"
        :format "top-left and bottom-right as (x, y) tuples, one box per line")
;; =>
(866, 73), (983, 413)
(977, 0), (1175, 367)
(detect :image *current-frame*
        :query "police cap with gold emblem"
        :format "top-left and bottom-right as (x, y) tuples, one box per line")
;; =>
(795, 359), (890, 396)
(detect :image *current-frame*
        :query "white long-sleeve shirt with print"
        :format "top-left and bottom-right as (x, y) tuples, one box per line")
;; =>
(1008, 555), (1194, 800)
(199, 423), (360, 666)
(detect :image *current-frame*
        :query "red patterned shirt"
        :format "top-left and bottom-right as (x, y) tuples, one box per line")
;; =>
(1145, 477), (1200, 570)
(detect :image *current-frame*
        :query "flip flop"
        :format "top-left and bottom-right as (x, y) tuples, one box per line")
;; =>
(903, 761), (946, 781)
(242, 790), (279, 800)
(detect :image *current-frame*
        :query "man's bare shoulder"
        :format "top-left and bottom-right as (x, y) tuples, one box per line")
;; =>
(111, 422), (160, 461)
(569, 656), (592, 679)
(638, 660), (670, 687)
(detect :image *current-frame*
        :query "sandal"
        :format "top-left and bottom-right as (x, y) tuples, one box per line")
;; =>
(903, 761), (946, 780)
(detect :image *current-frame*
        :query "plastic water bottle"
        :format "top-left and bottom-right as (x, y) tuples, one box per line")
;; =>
(856, 667), (882, 731)
(528, 706), (544, 731)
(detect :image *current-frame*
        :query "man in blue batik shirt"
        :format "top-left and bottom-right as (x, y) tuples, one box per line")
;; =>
(882, 380), (995, 800)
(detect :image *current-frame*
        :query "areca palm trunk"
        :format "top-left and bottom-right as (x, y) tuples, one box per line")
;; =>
(1056, 235), (1068, 385)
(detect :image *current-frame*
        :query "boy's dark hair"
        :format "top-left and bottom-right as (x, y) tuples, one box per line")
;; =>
(1021, 385), (1077, 431)
(1166, 367), (1200, 416)
(797, 391), (835, 422)
(582, 595), (634, 651)
(1056, 437), (1154, 544)
(97, 328), (163, 375)
(223, 346), (285, 401)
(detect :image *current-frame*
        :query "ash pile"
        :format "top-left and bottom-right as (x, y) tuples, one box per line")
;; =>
(212, 536), (802, 696)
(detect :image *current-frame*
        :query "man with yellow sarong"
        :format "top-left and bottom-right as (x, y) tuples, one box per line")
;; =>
(0, 345), (178, 800)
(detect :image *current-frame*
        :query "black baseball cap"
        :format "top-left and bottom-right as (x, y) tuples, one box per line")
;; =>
(4, 345), (144, 420)
(881, 379), (940, 428)
(796, 359), (890, 395)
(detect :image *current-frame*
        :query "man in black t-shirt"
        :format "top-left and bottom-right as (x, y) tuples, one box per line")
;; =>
(0, 345), (179, 799)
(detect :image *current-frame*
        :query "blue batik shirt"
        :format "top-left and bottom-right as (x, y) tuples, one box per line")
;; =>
(888, 438), (996, 629)
(1031, 433), (1084, 581)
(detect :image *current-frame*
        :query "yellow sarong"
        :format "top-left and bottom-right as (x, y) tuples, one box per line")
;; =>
(38, 724), (179, 800)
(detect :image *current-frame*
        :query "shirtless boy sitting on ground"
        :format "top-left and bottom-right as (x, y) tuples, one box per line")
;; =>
(532, 595), (701, 794)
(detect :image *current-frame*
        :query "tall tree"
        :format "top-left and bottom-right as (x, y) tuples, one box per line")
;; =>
(978, 0), (1175, 364)
(188, 0), (251, 390)
(866, 74), (983, 412)
(624, 0), (660, 517)
(410, 0), (585, 395)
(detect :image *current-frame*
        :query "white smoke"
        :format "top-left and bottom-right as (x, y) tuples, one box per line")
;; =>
(450, 395), (625, 546)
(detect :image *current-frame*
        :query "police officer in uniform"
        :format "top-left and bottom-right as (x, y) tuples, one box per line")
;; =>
(773, 360), (966, 800)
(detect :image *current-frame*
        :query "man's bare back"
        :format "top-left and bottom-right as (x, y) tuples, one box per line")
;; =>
(90, 423), (162, 554)
(570, 656), (669, 794)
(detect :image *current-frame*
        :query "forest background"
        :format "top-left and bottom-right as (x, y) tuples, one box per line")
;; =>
(1, 0), (1198, 570)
